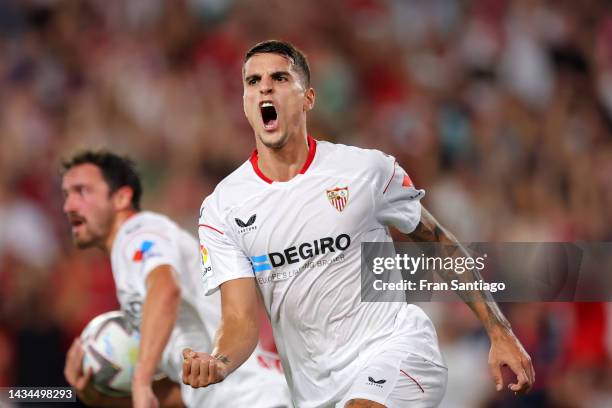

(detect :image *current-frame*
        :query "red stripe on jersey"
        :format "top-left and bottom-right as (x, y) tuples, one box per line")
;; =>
(400, 369), (425, 393)
(382, 160), (397, 194)
(299, 136), (317, 174)
(249, 136), (318, 183)
(249, 152), (273, 184)
(199, 224), (224, 235)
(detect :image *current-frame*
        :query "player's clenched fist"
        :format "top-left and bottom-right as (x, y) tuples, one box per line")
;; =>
(182, 348), (228, 388)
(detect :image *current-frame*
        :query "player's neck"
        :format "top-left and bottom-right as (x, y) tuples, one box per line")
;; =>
(102, 209), (138, 253)
(256, 132), (310, 182)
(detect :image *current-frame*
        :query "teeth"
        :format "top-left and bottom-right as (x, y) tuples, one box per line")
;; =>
(261, 102), (273, 107)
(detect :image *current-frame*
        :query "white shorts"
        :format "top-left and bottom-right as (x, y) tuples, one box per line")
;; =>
(338, 352), (447, 408)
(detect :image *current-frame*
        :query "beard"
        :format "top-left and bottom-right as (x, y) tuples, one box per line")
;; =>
(70, 211), (114, 250)
(74, 235), (98, 249)
(72, 227), (102, 249)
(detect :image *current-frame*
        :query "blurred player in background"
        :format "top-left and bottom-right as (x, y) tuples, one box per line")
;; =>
(182, 40), (535, 407)
(61, 151), (291, 408)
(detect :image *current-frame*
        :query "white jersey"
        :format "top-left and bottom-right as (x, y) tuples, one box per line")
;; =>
(111, 212), (291, 407)
(198, 138), (445, 407)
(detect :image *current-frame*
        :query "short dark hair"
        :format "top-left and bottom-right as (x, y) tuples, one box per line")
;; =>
(62, 150), (142, 211)
(245, 40), (311, 87)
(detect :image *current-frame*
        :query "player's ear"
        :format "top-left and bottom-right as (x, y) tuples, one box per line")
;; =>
(112, 186), (134, 211)
(303, 87), (315, 112)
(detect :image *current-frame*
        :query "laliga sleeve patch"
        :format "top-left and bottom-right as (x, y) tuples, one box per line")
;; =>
(200, 244), (212, 276)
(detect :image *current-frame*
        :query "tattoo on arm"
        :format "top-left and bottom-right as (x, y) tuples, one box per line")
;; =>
(409, 216), (445, 243)
(408, 207), (511, 333)
(212, 353), (230, 365)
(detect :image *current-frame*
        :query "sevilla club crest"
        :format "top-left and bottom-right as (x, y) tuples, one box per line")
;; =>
(326, 186), (349, 212)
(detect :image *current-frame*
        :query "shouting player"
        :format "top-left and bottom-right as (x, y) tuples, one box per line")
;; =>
(61, 151), (291, 408)
(183, 41), (535, 407)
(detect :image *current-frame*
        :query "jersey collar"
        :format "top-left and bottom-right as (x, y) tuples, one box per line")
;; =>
(249, 135), (317, 184)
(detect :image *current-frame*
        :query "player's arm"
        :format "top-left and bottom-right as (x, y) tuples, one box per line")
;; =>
(182, 277), (259, 388)
(151, 378), (184, 408)
(212, 277), (260, 372)
(132, 265), (181, 407)
(407, 207), (535, 394)
(64, 338), (184, 407)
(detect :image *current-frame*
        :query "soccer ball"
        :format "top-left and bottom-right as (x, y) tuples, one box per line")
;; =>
(81, 311), (140, 396)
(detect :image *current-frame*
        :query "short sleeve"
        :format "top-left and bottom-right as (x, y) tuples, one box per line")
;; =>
(198, 198), (254, 295)
(373, 153), (425, 234)
(122, 230), (180, 282)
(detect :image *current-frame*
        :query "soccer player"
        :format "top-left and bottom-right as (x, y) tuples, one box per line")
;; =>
(61, 151), (291, 408)
(183, 41), (535, 407)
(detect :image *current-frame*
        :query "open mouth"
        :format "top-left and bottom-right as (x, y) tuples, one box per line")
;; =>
(260, 102), (278, 130)
(69, 216), (86, 229)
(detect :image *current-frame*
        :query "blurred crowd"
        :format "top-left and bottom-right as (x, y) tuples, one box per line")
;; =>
(0, 0), (611, 406)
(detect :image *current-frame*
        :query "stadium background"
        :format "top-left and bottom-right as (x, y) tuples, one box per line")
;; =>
(0, 0), (611, 406)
